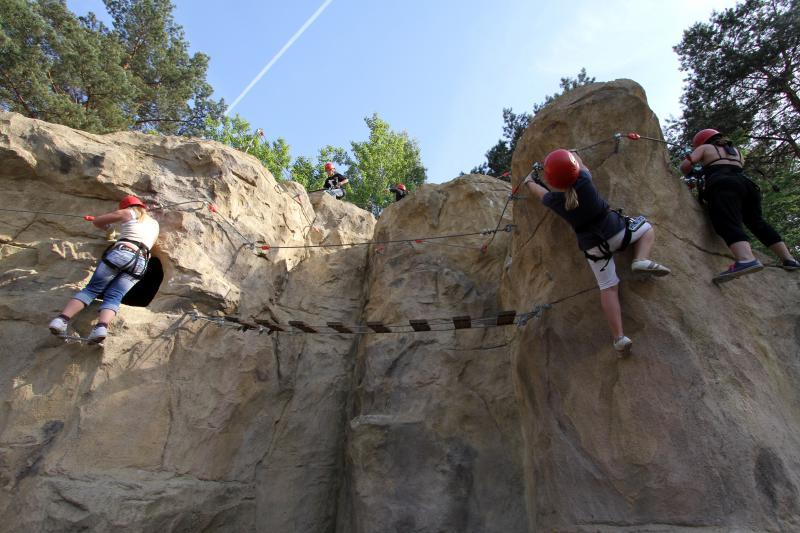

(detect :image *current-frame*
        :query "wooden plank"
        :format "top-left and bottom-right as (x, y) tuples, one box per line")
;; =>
(452, 316), (471, 329)
(327, 321), (353, 334)
(367, 321), (391, 333)
(409, 319), (431, 332)
(289, 321), (318, 333)
(496, 310), (516, 326)
(253, 318), (286, 332)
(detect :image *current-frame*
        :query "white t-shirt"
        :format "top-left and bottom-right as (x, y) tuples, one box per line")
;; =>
(118, 208), (160, 250)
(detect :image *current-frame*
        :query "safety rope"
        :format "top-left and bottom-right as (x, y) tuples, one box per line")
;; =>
(256, 225), (516, 252)
(0, 130), (686, 256)
(0, 207), (91, 219)
(571, 131), (684, 153)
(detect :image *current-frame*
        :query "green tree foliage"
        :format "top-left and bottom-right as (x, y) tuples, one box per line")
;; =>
(346, 113), (426, 210)
(289, 145), (350, 191)
(288, 114), (426, 211)
(668, 0), (799, 251)
(0, 0), (223, 134)
(203, 114), (291, 179)
(0, 0), (131, 131)
(472, 68), (596, 176)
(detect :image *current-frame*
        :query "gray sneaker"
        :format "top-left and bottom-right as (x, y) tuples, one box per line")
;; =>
(631, 259), (671, 276)
(613, 335), (633, 355)
(782, 259), (800, 271)
(48, 316), (69, 336)
(87, 324), (107, 344)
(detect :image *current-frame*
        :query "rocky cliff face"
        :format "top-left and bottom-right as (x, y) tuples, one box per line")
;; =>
(1, 78), (798, 533)
(506, 79), (800, 532)
(0, 111), (522, 532)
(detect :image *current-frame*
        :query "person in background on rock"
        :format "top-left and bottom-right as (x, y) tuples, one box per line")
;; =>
(48, 195), (160, 344)
(323, 162), (348, 200)
(386, 183), (408, 202)
(680, 129), (799, 282)
(525, 149), (671, 354)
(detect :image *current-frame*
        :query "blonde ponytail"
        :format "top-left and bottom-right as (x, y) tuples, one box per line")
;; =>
(565, 187), (579, 211)
(130, 205), (148, 222)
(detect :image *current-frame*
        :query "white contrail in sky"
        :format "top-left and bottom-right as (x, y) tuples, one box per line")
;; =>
(225, 0), (334, 116)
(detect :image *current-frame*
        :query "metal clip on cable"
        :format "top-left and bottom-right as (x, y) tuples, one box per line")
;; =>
(517, 304), (552, 327)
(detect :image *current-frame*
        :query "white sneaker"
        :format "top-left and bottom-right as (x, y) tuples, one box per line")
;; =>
(87, 324), (108, 344)
(632, 259), (671, 276)
(49, 316), (69, 336)
(613, 335), (633, 354)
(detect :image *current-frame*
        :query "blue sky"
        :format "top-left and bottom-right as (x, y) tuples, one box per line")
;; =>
(67, 0), (739, 183)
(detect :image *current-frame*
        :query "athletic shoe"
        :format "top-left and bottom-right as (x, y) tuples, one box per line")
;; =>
(712, 259), (763, 284)
(613, 335), (633, 354)
(48, 316), (69, 336)
(631, 259), (671, 276)
(782, 259), (800, 271)
(87, 324), (107, 344)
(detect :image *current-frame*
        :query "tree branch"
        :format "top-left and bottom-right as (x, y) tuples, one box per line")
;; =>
(0, 68), (37, 117)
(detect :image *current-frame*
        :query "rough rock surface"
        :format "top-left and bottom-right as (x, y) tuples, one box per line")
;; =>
(339, 176), (526, 532)
(0, 112), (523, 531)
(0, 111), (376, 532)
(1, 78), (798, 533)
(506, 79), (800, 531)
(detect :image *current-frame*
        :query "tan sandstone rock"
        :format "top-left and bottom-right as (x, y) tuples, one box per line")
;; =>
(0, 111), (375, 531)
(2, 78), (798, 533)
(506, 79), (800, 532)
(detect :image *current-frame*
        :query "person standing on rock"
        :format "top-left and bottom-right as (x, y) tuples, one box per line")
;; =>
(525, 149), (670, 354)
(323, 162), (348, 200)
(386, 183), (408, 202)
(48, 195), (160, 344)
(680, 129), (799, 282)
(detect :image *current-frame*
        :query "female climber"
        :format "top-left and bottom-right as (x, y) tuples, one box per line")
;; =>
(48, 195), (160, 343)
(525, 149), (670, 354)
(680, 128), (799, 282)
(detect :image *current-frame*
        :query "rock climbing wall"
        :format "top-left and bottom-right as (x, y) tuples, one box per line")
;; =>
(338, 176), (527, 532)
(0, 111), (375, 531)
(2, 78), (798, 533)
(506, 79), (800, 531)
(0, 111), (526, 531)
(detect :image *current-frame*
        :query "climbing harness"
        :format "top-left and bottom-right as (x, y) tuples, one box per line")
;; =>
(579, 210), (644, 271)
(100, 238), (150, 280)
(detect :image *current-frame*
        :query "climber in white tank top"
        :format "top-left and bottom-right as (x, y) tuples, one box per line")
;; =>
(118, 206), (159, 250)
(48, 195), (160, 344)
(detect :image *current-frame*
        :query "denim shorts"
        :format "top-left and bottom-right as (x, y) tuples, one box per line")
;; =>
(73, 247), (147, 313)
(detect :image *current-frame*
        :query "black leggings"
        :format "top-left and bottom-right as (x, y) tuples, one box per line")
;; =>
(706, 172), (782, 247)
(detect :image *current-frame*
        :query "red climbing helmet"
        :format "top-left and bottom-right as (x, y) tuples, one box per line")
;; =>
(543, 149), (580, 189)
(119, 195), (146, 210)
(324, 162), (335, 171)
(396, 183), (407, 191)
(692, 128), (721, 148)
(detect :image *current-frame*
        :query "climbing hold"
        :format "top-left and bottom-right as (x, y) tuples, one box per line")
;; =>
(627, 132), (641, 140)
(84, 215), (95, 221)
(414, 239), (423, 244)
(208, 203), (218, 213)
(260, 245), (270, 251)
(480, 244), (489, 254)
